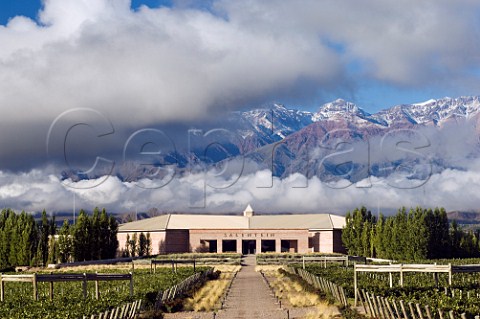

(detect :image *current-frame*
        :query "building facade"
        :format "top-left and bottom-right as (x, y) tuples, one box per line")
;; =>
(117, 205), (346, 255)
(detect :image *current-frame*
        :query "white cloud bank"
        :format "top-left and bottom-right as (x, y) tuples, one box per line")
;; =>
(0, 0), (341, 126)
(1, 0), (480, 125)
(1, 163), (479, 215)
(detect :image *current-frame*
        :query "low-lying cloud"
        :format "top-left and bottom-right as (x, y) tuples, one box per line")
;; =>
(1, 161), (480, 216)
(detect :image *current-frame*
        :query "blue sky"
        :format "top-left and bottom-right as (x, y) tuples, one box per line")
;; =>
(1, 0), (478, 114)
(0, 1), (169, 25)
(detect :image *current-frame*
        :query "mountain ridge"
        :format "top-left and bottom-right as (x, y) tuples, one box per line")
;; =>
(62, 95), (480, 183)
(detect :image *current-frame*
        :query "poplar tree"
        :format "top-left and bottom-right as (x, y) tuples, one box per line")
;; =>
(72, 210), (91, 261)
(37, 210), (50, 266)
(146, 232), (152, 257)
(57, 220), (73, 263)
(90, 207), (101, 260)
(138, 232), (147, 257)
(341, 211), (355, 254)
(106, 213), (119, 259)
(130, 233), (138, 257)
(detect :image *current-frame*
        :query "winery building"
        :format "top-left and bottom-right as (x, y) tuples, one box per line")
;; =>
(117, 205), (346, 255)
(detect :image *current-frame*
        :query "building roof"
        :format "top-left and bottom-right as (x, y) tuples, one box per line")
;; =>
(118, 213), (345, 232)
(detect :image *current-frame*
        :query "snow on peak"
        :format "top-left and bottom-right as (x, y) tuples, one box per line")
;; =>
(376, 96), (480, 125)
(413, 99), (437, 107)
(313, 99), (372, 122)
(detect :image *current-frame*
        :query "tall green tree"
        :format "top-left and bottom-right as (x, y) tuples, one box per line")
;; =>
(138, 232), (147, 257)
(57, 220), (73, 263)
(72, 210), (91, 261)
(37, 210), (50, 266)
(106, 213), (119, 259)
(146, 232), (152, 257)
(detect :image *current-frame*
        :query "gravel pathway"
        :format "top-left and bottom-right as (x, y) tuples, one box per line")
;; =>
(215, 256), (285, 319)
(164, 256), (332, 319)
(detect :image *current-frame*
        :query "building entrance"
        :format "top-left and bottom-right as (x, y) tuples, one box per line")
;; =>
(242, 240), (256, 254)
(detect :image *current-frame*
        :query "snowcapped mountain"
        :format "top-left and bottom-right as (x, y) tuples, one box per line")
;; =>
(314, 98), (368, 120)
(63, 96), (480, 182)
(231, 103), (314, 140)
(374, 96), (480, 126)
(239, 96), (480, 181)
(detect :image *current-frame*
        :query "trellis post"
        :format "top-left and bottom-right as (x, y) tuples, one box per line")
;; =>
(129, 272), (134, 296)
(32, 273), (38, 301)
(82, 273), (87, 298)
(400, 264), (404, 287)
(49, 272), (54, 301)
(354, 263), (358, 307)
(448, 263), (452, 286)
(0, 274), (4, 302)
(95, 273), (100, 300)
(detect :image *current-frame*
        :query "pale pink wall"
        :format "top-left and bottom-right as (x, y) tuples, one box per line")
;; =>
(118, 228), (342, 255)
(319, 230), (334, 253)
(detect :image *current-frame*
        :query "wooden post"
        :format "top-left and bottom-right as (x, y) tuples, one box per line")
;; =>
(416, 303), (425, 319)
(95, 273), (99, 300)
(385, 298), (396, 319)
(448, 263), (452, 286)
(391, 299), (402, 319)
(0, 274), (4, 302)
(377, 296), (387, 319)
(400, 264), (404, 287)
(399, 300), (409, 319)
(366, 292), (376, 318)
(129, 272), (134, 296)
(425, 305), (433, 319)
(389, 272), (393, 288)
(409, 302), (417, 319)
(302, 256), (305, 270)
(49, 272), (54, 301)
(354, 263), (358, 306)
(82, 273), (87, 299)
(32, 273), (38, 301)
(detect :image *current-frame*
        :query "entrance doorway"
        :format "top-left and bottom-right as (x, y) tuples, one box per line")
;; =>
(242, 240), (256, 254)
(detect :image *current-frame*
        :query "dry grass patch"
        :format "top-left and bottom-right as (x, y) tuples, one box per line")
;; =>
(303, 303), (342, 319)
(263, 269), (342, 318)
(268, 271), (321, 307)
(183, 266), (239, 312)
